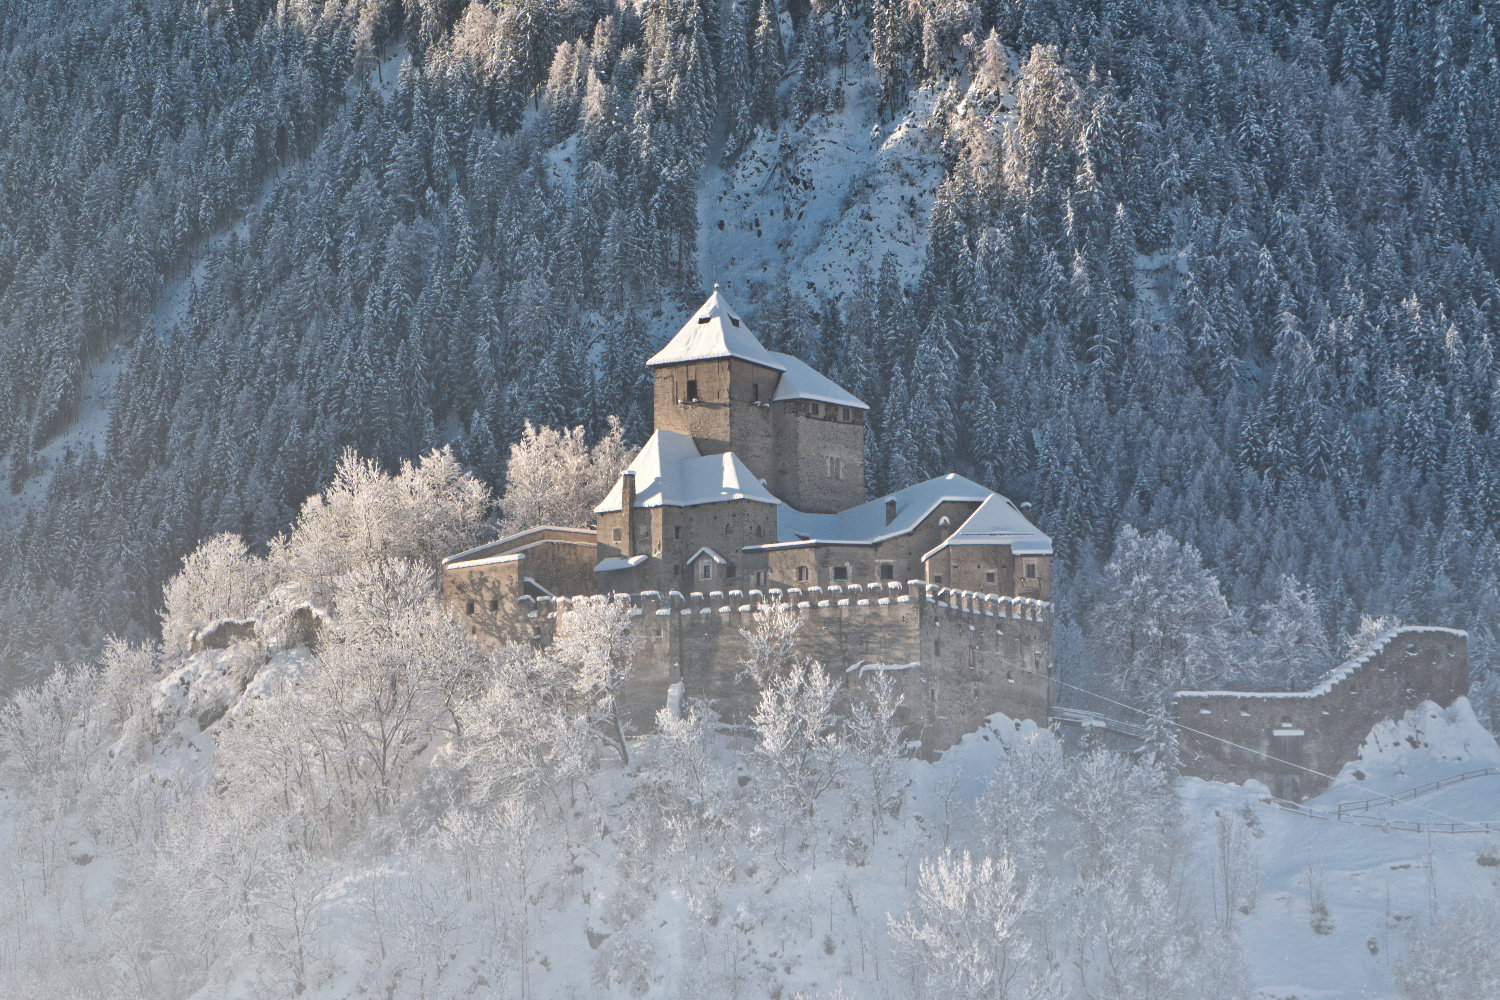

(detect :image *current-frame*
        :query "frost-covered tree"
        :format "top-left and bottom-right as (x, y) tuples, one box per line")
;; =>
(1086, 526), (1241, 706)
(549, 594), (640, 764)
(1252, 575), (1332, 691)
(160, 533), (269, 653)
(497, 418), (629, 536)
(890, 848), (1035, 1000)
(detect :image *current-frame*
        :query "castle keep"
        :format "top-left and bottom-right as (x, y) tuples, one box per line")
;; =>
(442, 289), (1055, 752)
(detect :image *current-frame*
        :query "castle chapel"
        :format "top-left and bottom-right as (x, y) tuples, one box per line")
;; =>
(442, 289), (1057, 750)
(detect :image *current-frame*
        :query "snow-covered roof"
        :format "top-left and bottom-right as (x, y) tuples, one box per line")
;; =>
(594, 430), (780, 512)
(920, 494), (1053, 560)
(748, 473), (1051, 553)
(768, 352), (867, 410)
(645, 288), (867, 409)
(687, 546), (726, 565)
(646, 287), (786, 371)
(594, 554), (650, 573)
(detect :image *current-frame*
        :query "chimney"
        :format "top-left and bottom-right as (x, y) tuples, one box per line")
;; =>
(621, 472), (636, 556)
(885, 499), (898, 525)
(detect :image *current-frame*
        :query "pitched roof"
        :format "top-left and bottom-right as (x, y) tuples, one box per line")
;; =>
(645, 288), (867, 409)
(749, 473), (1053, 554)
(768, 352), (867, 410)
(920, 494), (1053, 559)
(594, 430), (780, 512)
(646, 287), (785, 371)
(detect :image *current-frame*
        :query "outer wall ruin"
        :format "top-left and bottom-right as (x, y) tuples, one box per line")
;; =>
(442, 576), (1052, 758)
(1174, 627), (1469, 800)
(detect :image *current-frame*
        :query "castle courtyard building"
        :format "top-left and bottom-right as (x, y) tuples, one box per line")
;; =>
(442, 289), (1056, 752)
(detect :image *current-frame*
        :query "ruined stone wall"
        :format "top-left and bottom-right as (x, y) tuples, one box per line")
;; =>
(1174, 627), (1469, 799)
(503, 582), (1053, 755)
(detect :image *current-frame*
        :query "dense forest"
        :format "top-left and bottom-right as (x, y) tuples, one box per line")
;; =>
(1, 0), (1499, 719)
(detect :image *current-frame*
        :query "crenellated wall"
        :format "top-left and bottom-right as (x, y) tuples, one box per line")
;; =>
(478, 580), (1053, 755)
(1174, 627), (1469, 800)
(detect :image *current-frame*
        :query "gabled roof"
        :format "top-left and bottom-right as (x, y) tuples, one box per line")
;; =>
(646, 287), (786, 371)
(920, 494), (1053, 560)
(594, 554), (650, 573)
(594, 430), (780, 512)
(686, 546), (726, 565)
(746, 473), (1052, 554)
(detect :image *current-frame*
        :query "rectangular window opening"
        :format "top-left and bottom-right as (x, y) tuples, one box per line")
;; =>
(796, 566), (808, 582)
(753, 383), (760, 402)
(465, 601), (475, 615)
(613, 527), (622, 541)
(727, 563), (738, 578)
(810, 402), (820, 417)
(686, 379), (698, 401)
(985, 571), (996, 583)
(1025, 561), (1037, 578)
(880, 564), (895, 580)
(701, 562), (713, 580)
(833, 566), (848, 581)
(489, 599), (499, 612)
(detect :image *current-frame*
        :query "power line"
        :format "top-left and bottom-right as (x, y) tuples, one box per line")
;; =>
(1049, 676), (1491, 830)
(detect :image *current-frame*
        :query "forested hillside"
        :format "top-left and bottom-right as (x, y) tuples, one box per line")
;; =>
(2, 0), (1499, 715)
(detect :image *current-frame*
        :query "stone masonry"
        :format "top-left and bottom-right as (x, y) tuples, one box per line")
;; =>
(1173, 627), (1469, 800)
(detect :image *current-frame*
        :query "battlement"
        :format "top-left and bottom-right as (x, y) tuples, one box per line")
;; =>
(511, 580), (1051, 625)
(1175, 626), (1469, 800)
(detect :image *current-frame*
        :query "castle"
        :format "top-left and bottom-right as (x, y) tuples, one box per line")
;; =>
(441, 288), (1055, 753)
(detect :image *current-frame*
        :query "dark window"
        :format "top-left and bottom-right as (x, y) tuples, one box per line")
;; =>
(697, 316), (710, 324)
(1025, 561), (1037, 578)
(880, 564), (895, 580)
(934, 575), (943, 585)
(727, 563), (737, 578)
(730, 317), (740, 327)
(755, 524), (764, 538)
(985, 571), (996, 583)
(753, 383), (760, 402)
(810, 402), (820, 417)
(753, 570), (767, 587)
(465, 601), (475, 615)
(674, 525), (681, 538)
(724, 522), (732, 534)
(934, 638), (941, 656)
(674, 565), (682, 577)
(796, 566), (808, 582)
(489, 599), (499, 612)
(842, 407), (851, 420)
(701, 562), (713, 580)
(613, 527), (622, 541)
(969, 646), (977, 670)
(833, 566), (848, 581)
(686, 379), (698, 401)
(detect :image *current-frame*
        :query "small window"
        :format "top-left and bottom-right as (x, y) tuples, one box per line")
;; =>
(968, 646), (977, 670)
(755, 524), (764, 538)
(934, 575), (943, 585)
(701, 562), (713, 580)
(613, 527), (622, 541)
(753, 570), (767, 587)
(489, 599), (499, 612)
(674, 525), (681, 539)
(880, 564), (895, 580)
(810, 402), (820, 417)
(674, 564), (682, 577)
(753, 383), (760, 402)
(842, 407), (851, 420)
(796, 565), (809, 582)
(727, 562), (738, 578)
(724, 522), (732, 535)
(638, 524), (650, 540)
(934, 638), (941, 656)
(833, 566), (848, 581)
(686, 379), (698, 401)
(465, 601), (475, 615)
(697, 315), (710, 324)
(1025, 561), (1036, 578)
(985, 571), (996, 584)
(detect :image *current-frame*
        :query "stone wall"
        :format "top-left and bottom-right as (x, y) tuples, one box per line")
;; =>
(770, 400), (866, 513)
(1174, 627), (1469, 800)
(501, 581), (1053, 755)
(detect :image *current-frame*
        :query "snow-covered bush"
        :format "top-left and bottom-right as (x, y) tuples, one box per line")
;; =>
(1394, 897), (1500, 999)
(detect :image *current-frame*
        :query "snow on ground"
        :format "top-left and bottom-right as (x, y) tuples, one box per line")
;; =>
(1179, 698), (1500, 1000)
(699, 62), (947, 306)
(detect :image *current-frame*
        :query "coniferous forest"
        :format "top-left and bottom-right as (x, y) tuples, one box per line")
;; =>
(1, 0), (1500, 714)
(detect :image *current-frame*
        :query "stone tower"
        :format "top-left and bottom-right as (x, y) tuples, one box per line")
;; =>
(646, 287), (866, 514)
